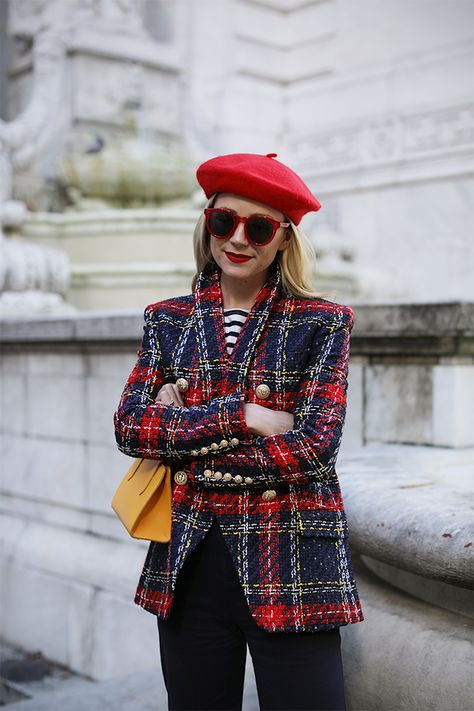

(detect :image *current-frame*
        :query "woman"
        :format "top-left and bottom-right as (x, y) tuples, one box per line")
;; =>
(114, 152), (364, 711)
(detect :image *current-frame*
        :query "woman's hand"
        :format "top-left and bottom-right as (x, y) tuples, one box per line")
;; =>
(155, 383), (185, 407)
(153, 387), (294, 436)
(244, 403), (294, 437)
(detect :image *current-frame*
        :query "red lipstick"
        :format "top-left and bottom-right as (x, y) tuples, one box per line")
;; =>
(225, 252), (253, 263)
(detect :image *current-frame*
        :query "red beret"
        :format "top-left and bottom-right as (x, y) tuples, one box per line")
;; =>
(196, 152), (321, 225)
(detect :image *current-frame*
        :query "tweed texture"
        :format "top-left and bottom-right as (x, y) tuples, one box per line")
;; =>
(114, 258), (365, 632)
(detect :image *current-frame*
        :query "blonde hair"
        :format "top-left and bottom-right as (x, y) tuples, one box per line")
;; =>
(191, 194), (327, 299)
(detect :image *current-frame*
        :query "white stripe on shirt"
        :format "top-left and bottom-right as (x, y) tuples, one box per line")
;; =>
(223, 308), (249, 355)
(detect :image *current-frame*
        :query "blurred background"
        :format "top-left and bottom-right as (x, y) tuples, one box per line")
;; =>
(0, 1), (473, 709)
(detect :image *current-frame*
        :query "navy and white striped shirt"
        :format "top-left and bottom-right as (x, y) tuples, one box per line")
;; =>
(223, 308), (250, 355)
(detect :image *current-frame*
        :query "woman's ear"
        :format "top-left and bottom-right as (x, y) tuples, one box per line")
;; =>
(278, 226), (292, 250)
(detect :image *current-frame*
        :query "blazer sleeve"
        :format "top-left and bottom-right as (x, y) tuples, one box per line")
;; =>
(202, 306), (355, 487)
(113, 305), (251, 461)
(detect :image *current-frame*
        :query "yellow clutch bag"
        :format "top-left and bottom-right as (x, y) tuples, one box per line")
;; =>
(111, 457), (172, 542)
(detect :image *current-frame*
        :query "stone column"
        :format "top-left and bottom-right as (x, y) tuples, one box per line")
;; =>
(0, 27), (74, 315)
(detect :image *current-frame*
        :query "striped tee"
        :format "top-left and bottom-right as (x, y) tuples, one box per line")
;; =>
(223, 308), (250, 355)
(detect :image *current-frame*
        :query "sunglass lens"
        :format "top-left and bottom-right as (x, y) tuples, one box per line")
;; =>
(247, 216), (274, 245)
(208, 210), (235, 238)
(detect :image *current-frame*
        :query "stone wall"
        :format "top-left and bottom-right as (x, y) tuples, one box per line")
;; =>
(0, 317), (149, 679)
(0, 301), (473, 686)
(344, 302), (474, 449)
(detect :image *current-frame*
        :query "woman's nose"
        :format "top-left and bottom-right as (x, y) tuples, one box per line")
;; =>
(229, 222), (248, 246)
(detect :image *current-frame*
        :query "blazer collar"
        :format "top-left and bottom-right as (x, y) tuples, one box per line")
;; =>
(194, 257), (283, 392)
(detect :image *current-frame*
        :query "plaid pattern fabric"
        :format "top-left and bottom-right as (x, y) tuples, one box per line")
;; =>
(114, 258), (364, 632)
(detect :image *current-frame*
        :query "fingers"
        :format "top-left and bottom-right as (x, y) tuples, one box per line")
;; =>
(155, 383), (185, 406)
(266, 409), (294, 436)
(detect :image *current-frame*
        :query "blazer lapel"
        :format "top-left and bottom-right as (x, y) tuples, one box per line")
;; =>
(194, 258), (283, 396)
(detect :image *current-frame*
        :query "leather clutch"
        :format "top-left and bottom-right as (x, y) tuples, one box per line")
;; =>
(111, 457), (172, 542)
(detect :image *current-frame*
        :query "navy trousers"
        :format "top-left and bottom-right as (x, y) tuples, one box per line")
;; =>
(157, 516), (347, 711)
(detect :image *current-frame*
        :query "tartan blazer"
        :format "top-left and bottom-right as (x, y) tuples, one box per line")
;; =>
(114, 257), (364, 633)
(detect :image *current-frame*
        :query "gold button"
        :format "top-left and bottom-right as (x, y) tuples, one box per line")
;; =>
(244, 477), (253, 484)
(256, 383), (271, 399)
(223, 473), (232, 481)
(230, 437), (239, 446)
(210, 442), (220, 451)
(200, 446), (209, 455)
(214, 471), (223, 480)
(191, 449), (199, 456)
(234, 475), (243, 484)
(204, 469), (212, 478)
(261, 489), (277, 501)
(174, 471), (188, 485)
(175, 377), (189, 392)
(219, 439), (229, 449)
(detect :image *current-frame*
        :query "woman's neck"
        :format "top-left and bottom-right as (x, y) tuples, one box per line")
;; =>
(220, 269), (268, 310)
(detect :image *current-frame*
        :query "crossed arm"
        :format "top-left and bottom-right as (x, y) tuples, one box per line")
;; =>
(114, 304), (354, 487)
(113, 305), (251, 461)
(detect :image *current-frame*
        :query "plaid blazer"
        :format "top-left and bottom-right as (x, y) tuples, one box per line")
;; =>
(114, 257), (364, 633)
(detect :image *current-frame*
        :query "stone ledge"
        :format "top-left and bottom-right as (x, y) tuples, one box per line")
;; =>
(349, 301), (474, 356)
(0, 311), (144, 343)
(1, 302), (473, 353)
(360, 555), (473, 619)
(338, 443), (474, 587)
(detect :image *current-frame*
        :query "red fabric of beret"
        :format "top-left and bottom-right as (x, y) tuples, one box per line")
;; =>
(196, 152), (321, 225)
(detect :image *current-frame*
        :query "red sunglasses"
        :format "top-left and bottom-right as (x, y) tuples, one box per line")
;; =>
(204, 207), (290, 247)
